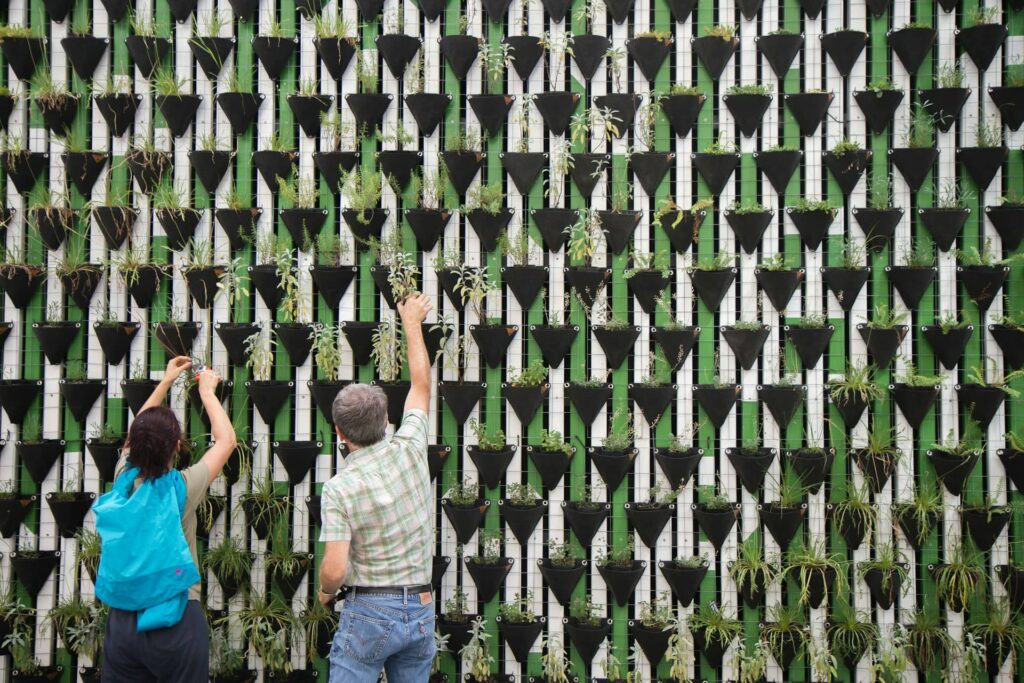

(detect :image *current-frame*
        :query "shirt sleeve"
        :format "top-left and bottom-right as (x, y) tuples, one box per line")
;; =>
(180, 461), (211, 516)
(391, 408), (428, 447)
(319, 480), (353, 543)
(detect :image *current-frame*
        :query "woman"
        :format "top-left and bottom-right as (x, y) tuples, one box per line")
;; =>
(100, 356), (235, 682)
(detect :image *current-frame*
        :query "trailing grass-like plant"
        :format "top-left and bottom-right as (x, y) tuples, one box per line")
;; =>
(761, 603), (808, 664)
(965, 599), (1024, 673)
(728, 532), (779, 598)
(826, 605), (878, 668)
(828, 361), (883, 404)
(205, 537), (253, 588)
(228, 592), (295, 673)
(932, 539), (985, 612)
(902, 611), (955, 671)
(784, 537), (846, 607)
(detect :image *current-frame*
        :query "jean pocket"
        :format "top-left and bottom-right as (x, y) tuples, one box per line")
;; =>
(342, 611), (394, 664)
(416, 611), (437, 661)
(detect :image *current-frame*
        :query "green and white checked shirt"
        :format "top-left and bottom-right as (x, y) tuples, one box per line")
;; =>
(319, 408), (433, 587)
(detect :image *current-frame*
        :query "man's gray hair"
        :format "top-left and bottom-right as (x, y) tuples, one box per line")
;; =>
(332, 383), (389, 447)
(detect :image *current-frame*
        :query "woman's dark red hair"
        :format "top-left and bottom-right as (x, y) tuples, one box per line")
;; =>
(126, 406), (182, 479)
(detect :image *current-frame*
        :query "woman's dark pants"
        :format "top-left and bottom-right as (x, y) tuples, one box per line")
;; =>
(101, 600), (209, 682)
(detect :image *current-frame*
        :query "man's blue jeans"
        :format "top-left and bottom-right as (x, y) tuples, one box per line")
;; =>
(329, 590), (436, 682)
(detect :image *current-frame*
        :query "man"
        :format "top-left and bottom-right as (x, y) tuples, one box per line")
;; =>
(318, 292), (436, 682)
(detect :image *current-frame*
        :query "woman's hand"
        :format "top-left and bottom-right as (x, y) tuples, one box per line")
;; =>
(162, 357), (192, 384)
(197, 369), (222, 397)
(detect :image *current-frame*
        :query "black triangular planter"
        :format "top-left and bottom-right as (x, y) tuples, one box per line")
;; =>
(308, 379), (348, 422)
(190, 150), (234, 194)
(345, 209), (389, 247)
(280, 208), (328, 248)
(959, 265), (1008, 312)
(63, 35), (108, 81)
(215, 208), (260, 251)
(93, 322), (139, 365)
(436, 268), (465, 310)
(96, 93), (141, 137)
(999, 449), (1024, 493)
(630, 621), (671, 666)
(310, 265), (357, 310)
(0, 266), (45, 309)
(165, 0), (198, 21)
(502, 384), (547, 425)
(341, 321), (379, 366)
(823, 149), (871, 195)
(377, 150), (422, 191)
(126, 150), (171, 194)
(503, 35), (544, 80)
(86, 438), (122, 481)
(589, 448), (637, 492)
(60, 266), (103, 310)
(989, 86), (1024, 131)
(921, 324), (972, 370)
(628, 383), (675, 425)
(530, 325), (578, 368)
(0, 96), (14, 131)
(467, 209), (514, 251)
(593, 326), (640, 370)
(895, 508), (938, 550)
(499, 500), (546, 545)
(124, 264), (164, 309)
(534, 91), (580, 136)
(919, 87), (969, 132)
(526, 446), (573, 490)
(754, 149), (800, 194)
(652, 448), (701, 489)
(153, 322), (199, 357)
(379, 381), (410, 426)
(218, 92), (265, 136)
(563, 500), (610, 545)
(721, 326), (770, 370)
(405, 209), (451, 251)
(376, 33), (420, 78)
(627, 270), (671, 314)
(855, 208), (903, 253)
(831, 392), (869, 428)
(156, 209), (202, 251)
(440, 150), (483, 195)
(5, 150), (48, 194)
(597, 561), (646, 607)
(33, 322), (80, 365)
(17, 439), (66, 484)
(46, 492), (96, 538)
(857, 324), (908, 367)
(960, 145), (1007, 191)
(693, 384), (739, 428)
(627, 36), (672, 81)
(694, 504), (738, 550)
(962, 507), (1009, 551)
(759, 502), (805, 551)
(890, 147), (937, 193)
(571, 34), (611, 81)
(184, 266), (225, 309)
(439, 382), (486, 424)
(985, 205), (1024, 250)
(657, 208), (705, 254)
(691, 268), (736, 312)
(725, 447), (776, 494)
(0, 36), (46, 81)
(156, 94), (201, 138)
(216, 322), (260, 366)
(724, 210), (772, 254)
(441, 499), (488, 545)
(998, 565), (1024, 613)
(0, 495), (35, 537)
(756, 32), (803, 78)
(189, 36), (234, 78)
(565, 382), (611, 426)
(626, 503), (674, 548)
(692, 35), (738, 80)
(927, 448), (979, 497)
(314, 37), (357, 80)
(273, 440), (321, 485)
(0, 380), (41, 424)
(862, 567), (901, 609)
(253, 36), (297, 81)
(529, 208), (576, 252)
(565, 619), (611, 665)
(653, 326), (699, 372)
(470, 324), (518, 368)
(287, 94), (332, 138)
(125, 35), (170, 79)
(424, 445), (449, 482)
(501, 152), (546, 195)
(889, 27), (935, 74)
(854, 89), (904, 134)
(659, 560), (707, 607)
(758, 384), (804, 428)
(822, 267), (869, 312)
(991, 324), (1024, 371)
(498, 619), (546, 667)
(629, 152), (674, 195)
(38, 94), (80, 136)
(99, 0), (129, 20)
(569, 153), (609, 198)
(60, 380), (105, 423)
(439, 34), (481, 80)
(785, 91), (832, 136)
(958, 23), (1006, 71)
(538, 559), (587, 606)
(755, 268), (803, 311)
(33, 208), (74, 251)
(821, 30), (867, 77)
(851, 449), (898, 493)
(274, 323), (314, 365)
(660, 93), (705, 138)
(404, 93), (450, 137)
(786, 448), (834, 494)
(122, 379), (158, 414)
(469, 94), (515, 138)
(724, 93), (771, 137)
(438, 617), (477, 658)
(594, 94), (639, 137)
(253, 150), (297, 191)
(891, 384), (938, 428)
(246, 380), (293, 424)
(957, 383), (1005, 427)
(502, 265), (547, 309)
(564, 266), (610, 309)
(10, 551), (59, 597)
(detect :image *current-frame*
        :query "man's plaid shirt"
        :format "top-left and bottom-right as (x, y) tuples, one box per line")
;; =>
(319, 408), (433, 586)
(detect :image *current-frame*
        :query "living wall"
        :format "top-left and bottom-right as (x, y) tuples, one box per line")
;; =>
(0, 0), (1022, 678)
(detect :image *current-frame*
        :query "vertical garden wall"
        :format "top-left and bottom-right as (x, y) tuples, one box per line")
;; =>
(0, 0), (1022, 677)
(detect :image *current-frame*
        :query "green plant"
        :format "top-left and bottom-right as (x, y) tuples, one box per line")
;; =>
(732, 640), (769, 683)
(596, 535), (635, 568)
(976, 115), (1003, 148)
(341, 168), (383, 226)
(314, 232), (349, 267)
(568, 595), (602, 626)
(443, 587), (470, 622)
(828, 361), (883, 404)
(546, 541), (579, 568)
(937, 61), (965, 87)
(75, 527), (102, 578)
(0, 589), (38, 673)
(228, 593), (295, 673)
(463, 183), (505, 216)
(932, 539), (985, 610)
(478, 42), (511, 96)
(310, 323), (343, 381)
(445, 479), (480, 506)
(539, 429), (573, 456)
(936, 177), (972, 209)
(791, 197), (837, 214)
(244, 326), (276, 381)
(453, 265), (497, 321)
(865, 303), (907, 329)
(966, 599), (1024, 672)
(957, 237), (1023, 267)
(505, 483), (540, 506)
(704, 24), (737, 40)
(689, 251), (735, 271)
(892, 485), (941, 540)
(539, 634), (571, 683)
(461, 617), (495, 680)
(903, 103), (934, 148)
(497, 592), (537, 624)
(966, 361), (1024, 398)
(637, 591), (674, 629)
(896, 361), (945, 388)
(265, 546), (306, 579)
(355, 48), (378, 93)
(900, 239), (935, 267)
(237, 474), (290, 532)
(868, 173), (894, 210)
(565, 209), (601, 266)
(726, 83), (771, 96)
(967, 4), (999, 25)
(697, 483), (732, 511)
(690, 603), (742, 648)
(857, 542), (908, 593)
(831, 138), (862, 154)
(761, 603), (808, 663)
(601, 407), (636, 451)
(507, 358), (547, 388)
(903, 611), (955, 671)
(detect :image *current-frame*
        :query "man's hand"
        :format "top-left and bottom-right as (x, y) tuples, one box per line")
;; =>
(398, 292), (432, 327)
(162, 357), (192, 384)
(318, 588), (337, 608)
(197, 368), (222, 396)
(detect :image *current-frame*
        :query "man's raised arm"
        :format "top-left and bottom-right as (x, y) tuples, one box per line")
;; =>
(398, 293), (433, 414)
